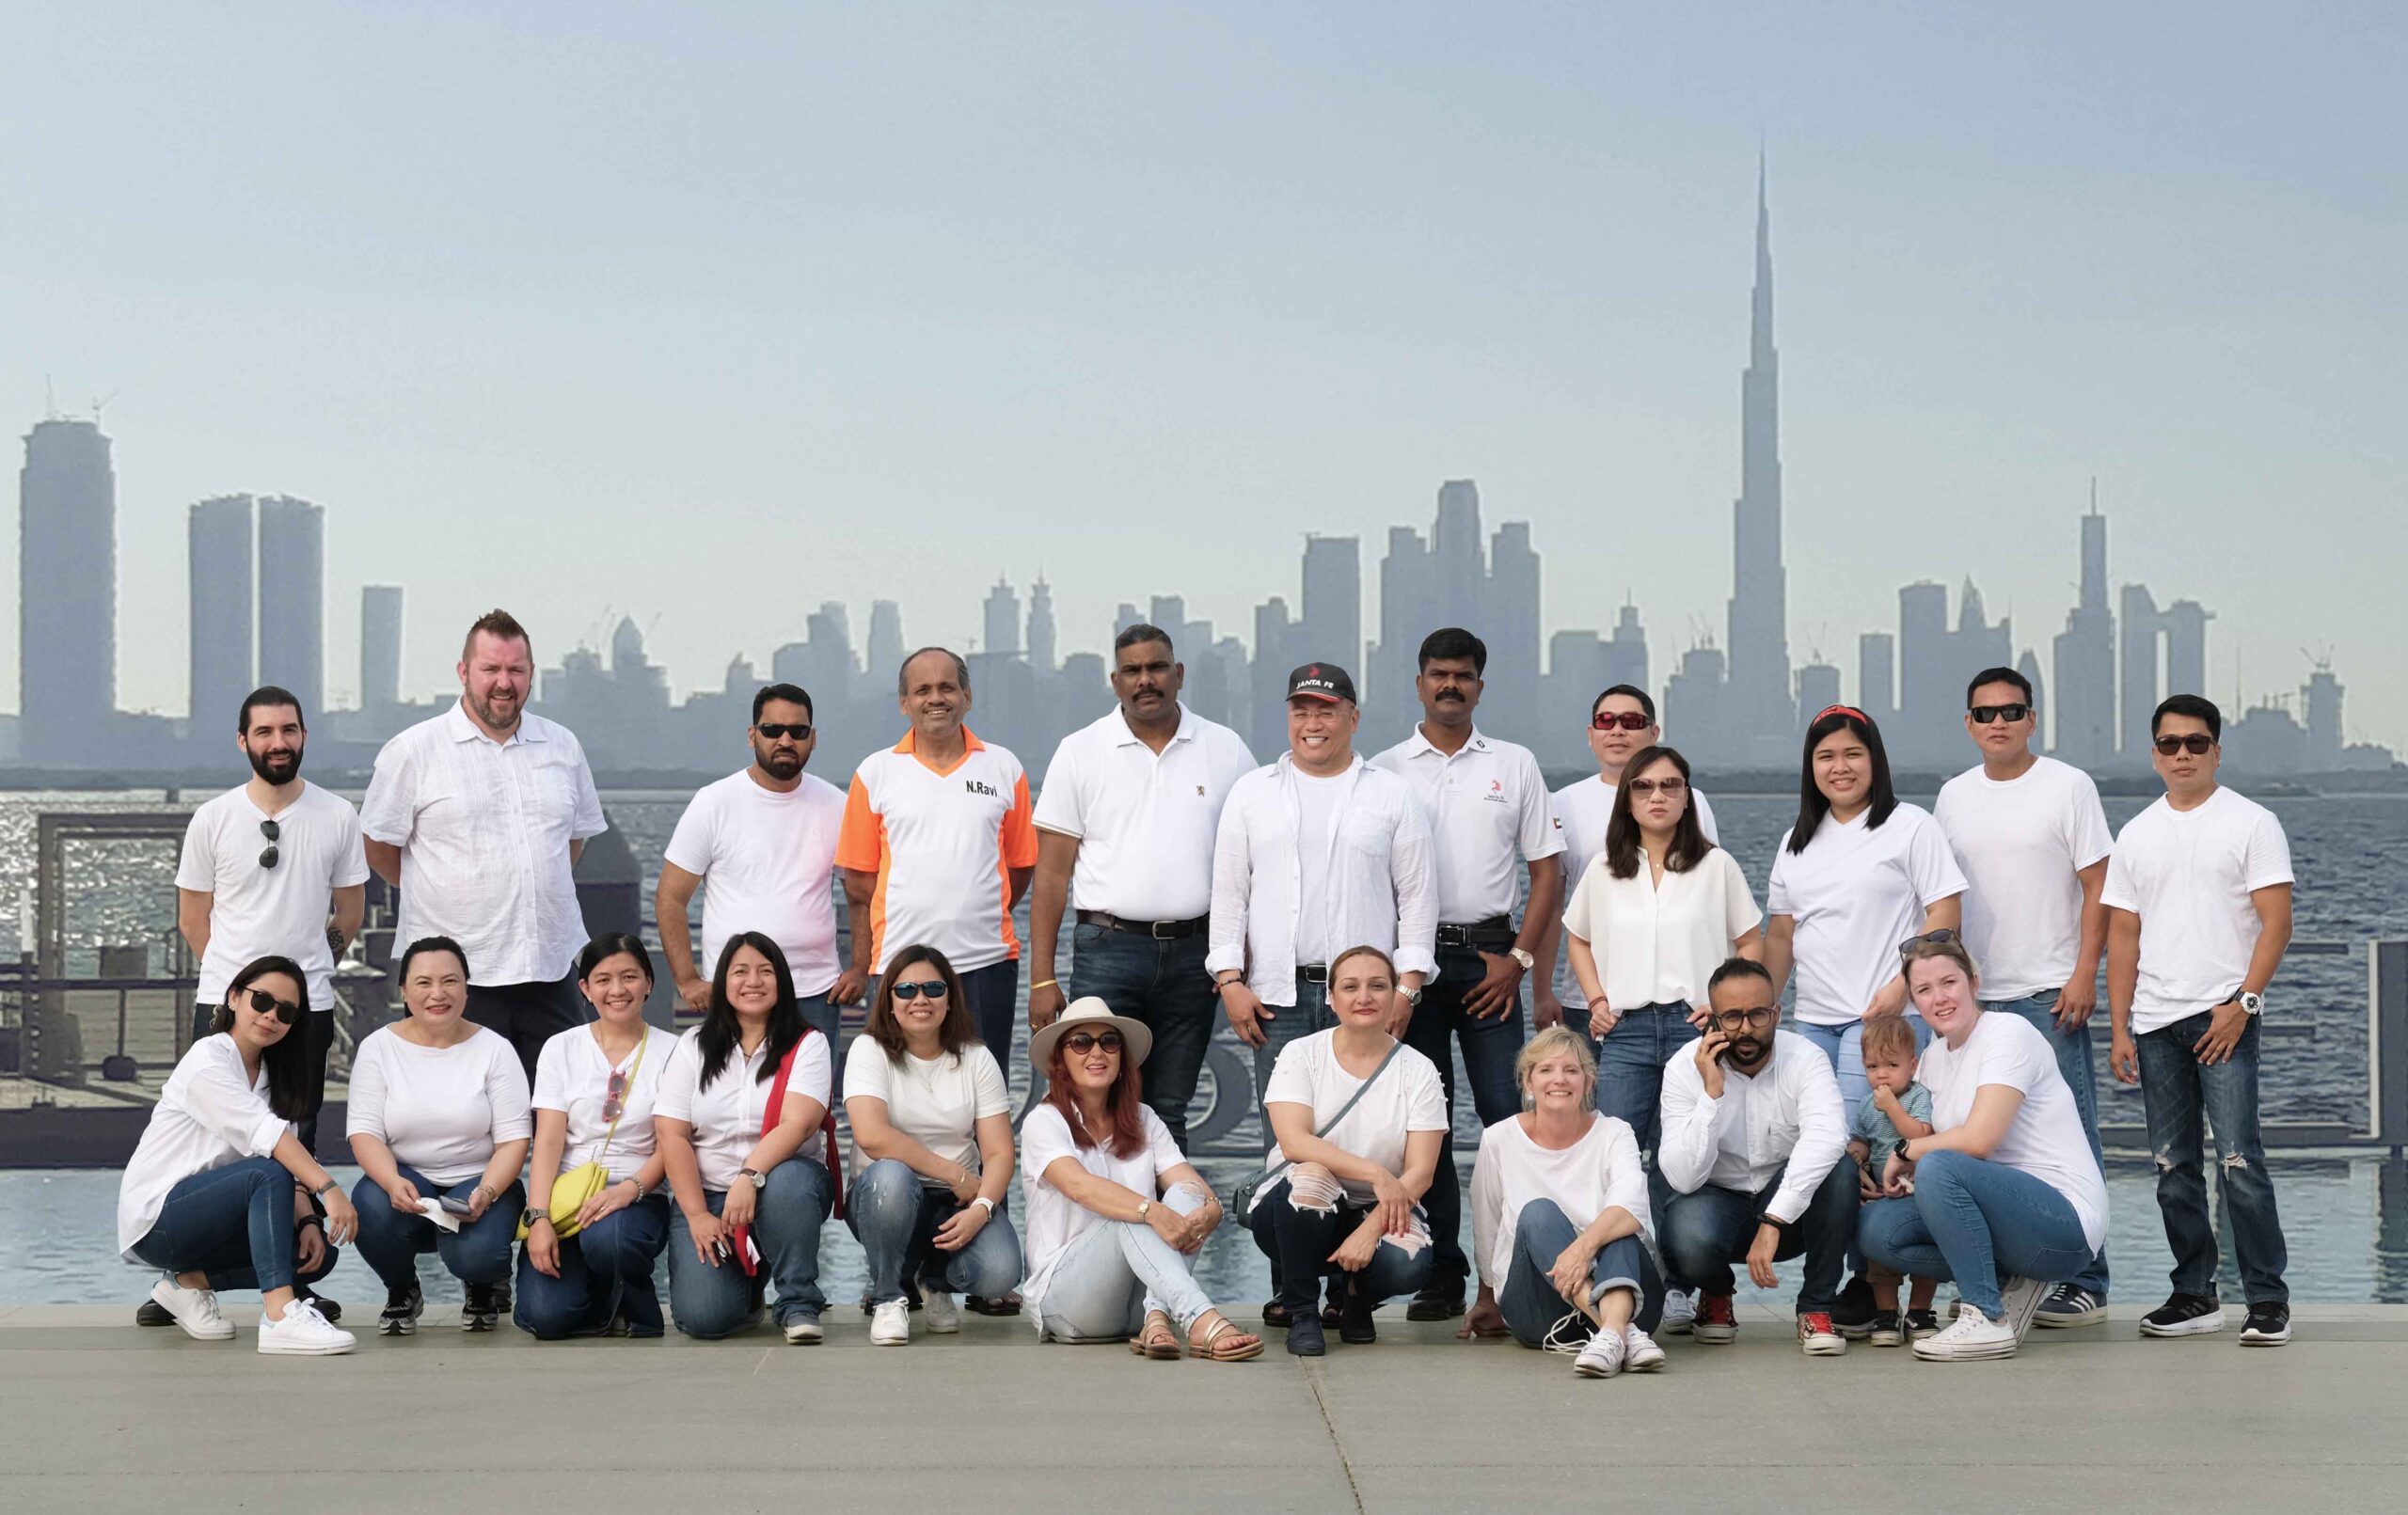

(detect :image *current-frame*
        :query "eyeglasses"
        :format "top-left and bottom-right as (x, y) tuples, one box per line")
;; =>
(602, 1067), (629, 1122)
(243, 986), (301, 1024)
(1592, 711), (1651, 732)
(755, 722), (813, 741)
(891, 981), (950, 1002)
(1969, 703), (2030, 724)
(1710, 1007), (1778, 1032)
(1063, 1031), (1124, 1055)
(1899, 929), (1959, 954)
(2153, 734), (2214, 756)
(258, 817), (280, 871)
(1627, 778), (1687, 799)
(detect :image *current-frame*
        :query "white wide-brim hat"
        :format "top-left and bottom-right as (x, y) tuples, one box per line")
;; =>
(1028, 997), (1153, 1070)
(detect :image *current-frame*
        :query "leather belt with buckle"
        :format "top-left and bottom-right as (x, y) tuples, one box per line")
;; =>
(1077, 909), (1209, 940)
(1435, 917), (1515, 949)
(1297, 963), (1330, 985)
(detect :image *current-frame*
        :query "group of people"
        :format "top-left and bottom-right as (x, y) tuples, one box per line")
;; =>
(118, 607), (2297, 1370)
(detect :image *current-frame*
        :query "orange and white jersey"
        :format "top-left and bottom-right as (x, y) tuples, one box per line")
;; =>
(835, 727), (1039, 974)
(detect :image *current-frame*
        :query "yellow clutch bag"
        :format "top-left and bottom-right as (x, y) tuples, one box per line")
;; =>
(517, 1034), (645, 1241)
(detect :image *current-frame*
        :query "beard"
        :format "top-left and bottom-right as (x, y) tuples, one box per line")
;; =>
(755, 746), (803, 779)
(467, 687), (522, 731)
(247, 745), (303, 784)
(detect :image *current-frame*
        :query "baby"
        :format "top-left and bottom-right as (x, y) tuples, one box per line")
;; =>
(1846, 1014), (1937, 1345)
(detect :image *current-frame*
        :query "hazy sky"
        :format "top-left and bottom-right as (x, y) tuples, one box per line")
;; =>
(6, 3), (2403, 749)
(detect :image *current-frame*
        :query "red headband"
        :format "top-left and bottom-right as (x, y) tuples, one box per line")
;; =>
(1813, 704), (1871, 726)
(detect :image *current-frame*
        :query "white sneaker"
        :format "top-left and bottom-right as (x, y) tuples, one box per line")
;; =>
(870, 1298), (911, 1346)
(257, 1300), (356, 1356)
(148, 1276), (234, 1341)
(922, 1291), (961, 1334)
(1574, 1328), (1626, 1379)
(1656, 1289), (1696, 1336)
(1623, 1325), (1667, 1372)
(782, 1315), (824, 1345)
(1997, 1276), (2047, 1345)
(1911, 1305), (2019, 1362)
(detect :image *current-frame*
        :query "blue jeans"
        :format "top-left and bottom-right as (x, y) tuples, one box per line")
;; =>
(1497, 1198), (1662, 1346)
(2136, 1012), (2289, 1305)
(1594, 1001), (1702, 1255)
(1065, 925), (1216, 1152)
(1246, 1176), (1434, 1310)
(666, 1158), (833, 1337)
(129, 1156), (337, 1296)
(845, 1158), (1025, 1305)
(514, 1194), (672, 1338)
(351, 1166), (525, 1290)
(1797, 1015), (1930, 1113)
(1660, 1159), (1856, 1315)
(1990, 991), (2110, 1298)
(795, 991), (841, 1049)
(1858, 1149), (2095, 1318)
(1407, 942), (1529, 1286)
(1251, 973), (1338, 1156)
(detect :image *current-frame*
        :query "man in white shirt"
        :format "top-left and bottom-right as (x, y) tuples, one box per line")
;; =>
(1030, 624), (1255, 1151)
(1370, 627), (1563, 1320)
(657, 682), (862, 1045)
(1657, 957), (1858, 1356)
(1209, 662), (1437, 1153)
(1533, 684), (1719, 1029)
(2106, 694), (2296, 1347)
(361, 609), (608, 1085)
(1935, 665), (2115, 1328)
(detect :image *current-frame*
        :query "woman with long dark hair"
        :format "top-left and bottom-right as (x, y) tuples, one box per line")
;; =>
(843, 942), (1022, 1346)
(118, 955), (358, 1354)
(1017, 999), (1260, 1359)
(654, 931), (838, 1341)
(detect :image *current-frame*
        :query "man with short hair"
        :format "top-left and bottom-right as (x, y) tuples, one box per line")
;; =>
(362, 609), (608, 1085)
(1370, 627), (1563, 1321)
(836, 647), (1038, 1062)
(1030, 624), (1255, 1150)
(1934, 665), (2115, 1328)
(2107, 694), (2296, 1346)
(1657, 957), (1859, 1356)
(657, 682), (862, 1045)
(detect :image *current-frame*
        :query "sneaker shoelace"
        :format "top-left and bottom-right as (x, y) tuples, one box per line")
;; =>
(1542, 1311), (1594, 1355)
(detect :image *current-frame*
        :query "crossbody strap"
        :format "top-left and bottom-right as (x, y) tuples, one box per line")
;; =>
(1259, 1036), (1409, 1192)
(593, 1031), (648, 1165)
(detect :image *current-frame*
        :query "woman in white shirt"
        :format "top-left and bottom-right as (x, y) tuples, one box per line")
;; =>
(118, 954), (358, 1356)
(1247, 944), (1448, 1357)
(654, 932), (839, 1342)
(844, 943), (1022, 1346)
(1561, 743), (1761, 1335)
(347, 937), (534, 1337)
(515, 933), (681, 1339)
(1464, 1025), (1666, 1379)
(1861, 937), (2107, 1362)
(1018, 999), (1260, 1360)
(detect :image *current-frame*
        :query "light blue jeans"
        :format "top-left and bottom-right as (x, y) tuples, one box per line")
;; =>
(1032, 1184), (1215, 1341)
(1989, 991), (2110, 1298)
(665, 1158), (832, 1337)
(845, 1158), (1026, 1305)
(1496, 1198), (1663, 1347)
(1798, 1015), (1930, 1113)
(1858, 1149), (2093, 1318)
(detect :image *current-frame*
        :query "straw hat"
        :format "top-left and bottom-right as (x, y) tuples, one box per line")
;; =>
(1028, 996), (1152, 1069)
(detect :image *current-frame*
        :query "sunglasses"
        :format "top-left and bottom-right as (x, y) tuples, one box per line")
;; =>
(1063, 1031), (1124, 1056)
(1592, 711), (1652, 732)
(244, 986), (302, 1024)
(891, 981), (950, 1002)
(2153, 734), (2214, 756)
(1969, 703), (2030, 724)
(1627, 777), (1687, 799)
(755, 722), (813, 741)
(1710, 1007), (1778, 1032)
(258, 816), (280, 871)
(1900, 928), (1959, 954)
(602, 1067), (629, 1122)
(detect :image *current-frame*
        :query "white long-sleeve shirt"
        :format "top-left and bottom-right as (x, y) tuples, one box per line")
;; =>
(1657, 1030), (1846, 1224)
(1468, 1113), (1652, 1289)
(1206, 753), (1438, 1006)
(119, 1035), (294, 1259)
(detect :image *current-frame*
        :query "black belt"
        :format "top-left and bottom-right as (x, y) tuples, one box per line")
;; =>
(1077, 909), (1209, 940)
(1435, 916), (1515, 949)
(1298, 963), (1329, 984)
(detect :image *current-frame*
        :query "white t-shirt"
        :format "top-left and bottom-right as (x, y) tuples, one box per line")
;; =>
(531, 1023), (681, 1183)
(1466, 1113), (1652, 1290)
(1259, 1030), (1449, 1204)
(1550, 774), (1719, 894)
(841, 1035), (1012, 1181)
(1291, 768), (1348, 963)
(1018, 1101), (1189, 1315)
(1766, 803), (1968, 1028)
(1919, 1011), (2108, 1254)
(1935, 757), (2114, 1001)
(176, 781), (369, 1014)
(653, 1025), (833, 1193)
(118, 1034), (293, 1259)
(345, 1025), (534, 1187)
(2101, 787), (2295, 1035)
(1033, 703), (1256, 921)
(662, 769), (847, 997)
(1560, 847), (1762, 1010)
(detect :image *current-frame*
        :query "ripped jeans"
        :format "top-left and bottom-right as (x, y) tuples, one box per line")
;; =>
(1246, 1165), (1434, 1313)
(2136, 1012), (2288, 1305)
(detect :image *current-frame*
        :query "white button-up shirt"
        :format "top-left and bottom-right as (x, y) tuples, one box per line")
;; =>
(1034, 702), (1256, 921)
(1657, 1029), (1846, 1224)
(1371, 725), (1562, 923)
(360, 702), (607, 986)
(1207, 753), (1438, 1006)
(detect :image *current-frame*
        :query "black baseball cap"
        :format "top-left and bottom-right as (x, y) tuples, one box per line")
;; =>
(1287, 662), (1356, 704)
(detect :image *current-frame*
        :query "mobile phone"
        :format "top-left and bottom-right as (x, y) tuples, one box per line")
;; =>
(437, 1193), (474, 1216)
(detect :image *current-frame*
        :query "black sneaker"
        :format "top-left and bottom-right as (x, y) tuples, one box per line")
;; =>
(1905, 1309), (1942, 1340)
(2240, 1303), (2291, 1347)
(297, 1286), (341, 1324)
(1866, 1309), (1904, 1348)
(2138, 1292), (2226, 1337)
(135, 1297), (174, 1327)
(1286, 1313), (1326, 1356)
(1339, 1282), (1378, 1345)
(461, 1283), (500, 1333)
(1403, 1277), (1465, 1322)
(1830, 1275), (1878, 1340)
(378, 1283), (423, 1337)
(490, 1277), (511, 1316)
(1262, 1298), (1294, 1328)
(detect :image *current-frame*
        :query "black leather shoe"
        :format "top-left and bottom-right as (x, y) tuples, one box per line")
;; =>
(135, 1299), (173, 1327)
(1404, 1278), (1465, 1322)
(1286, 1314), (1327, 1356)
(1262, 1298), (1294, 1328)
(1339, 1283), (1378, 1345)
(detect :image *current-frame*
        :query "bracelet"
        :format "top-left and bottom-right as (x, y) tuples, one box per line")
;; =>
(311, 1177), (340, 1198)
(630, 1179), (649, 1201)
(1030, 979), (1058, 991)
(1585, 996), (1612, 1009)
(296, 1214), (324, 1234)
(473, 1184), (496, 1207)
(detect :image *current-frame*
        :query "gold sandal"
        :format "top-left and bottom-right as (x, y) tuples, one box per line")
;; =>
(1187, 1313), (1264, 1362)
(1129, 1310), (1180, 1359)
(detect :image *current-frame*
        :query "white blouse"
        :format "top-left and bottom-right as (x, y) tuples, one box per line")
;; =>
(1560, 847), (1762, 1010)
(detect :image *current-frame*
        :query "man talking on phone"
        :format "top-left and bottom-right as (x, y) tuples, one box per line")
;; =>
(1656, 957), (1857, 1356)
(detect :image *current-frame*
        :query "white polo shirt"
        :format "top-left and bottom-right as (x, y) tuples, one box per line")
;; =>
(176, 780), (368, 1014)
(663, 768), (848, 996)
(359, 702), (607, 986)
(1033, 702), (1256, 922)
(1370, 725), (1562, 923)
(1206, 753), (1438, 1006)
(834, 727), (1038, 975)
(1550, 772), (1720, 892)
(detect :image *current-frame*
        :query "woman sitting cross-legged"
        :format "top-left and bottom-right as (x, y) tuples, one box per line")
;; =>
(118, 954), (359, 1355)
(515, 933), (681, 1339)
(348, 937), (533, 1335)
(1018, 998), (1261, 1361)
(654, 932), (840, 1342)
(1464, 1024), (1668, 1379)
(1247, 943), (1448, 1356)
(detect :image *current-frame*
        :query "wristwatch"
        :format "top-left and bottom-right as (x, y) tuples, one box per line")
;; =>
(1404, 986), (1424, 1008)
(2238, 991), (2265, 1017)
(523, 1208), (550, 1232)
(1893, 1138), (1915, 1164)
(1507, 946), (1535, 971)
(972, 1195), (997, 1216)
(1135, 1199), (1152, 1223)
(739, 1167), (767, 1191)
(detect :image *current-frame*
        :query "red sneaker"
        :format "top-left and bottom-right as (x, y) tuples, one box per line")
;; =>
(1693, 1292), (1737, 1344)
(1798, 1311), (1847, 1356)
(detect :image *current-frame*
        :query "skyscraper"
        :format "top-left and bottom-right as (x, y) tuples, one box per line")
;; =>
(360, 585), (404, 713)
(1858, 631), (1895, 729)
(1482, 518), (1542, 737)
(1298, 534), (1360, 675)
(866, 600), (905, 690)
(2118, 584), (2162, 761)
(256, 496), (325, 716)
(2051, 499), (2115, 767)
(18, 418), (117, 764)
(2163, 600), (2211, 703)
(1896, 581), (1951, 763)
(1025, 576), (1056, 672)
(189, 496), (254, 730)
(982, 577), (1022, 658)
(1723, 158), (1793, 761)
